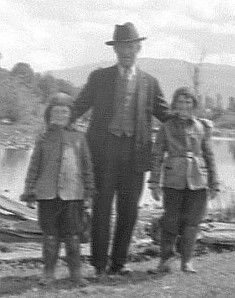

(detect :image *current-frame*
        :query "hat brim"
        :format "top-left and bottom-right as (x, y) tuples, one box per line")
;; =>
(105, 37), (147, 46)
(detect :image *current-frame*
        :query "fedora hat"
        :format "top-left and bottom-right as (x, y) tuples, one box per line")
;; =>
(105, 22), (147, 46)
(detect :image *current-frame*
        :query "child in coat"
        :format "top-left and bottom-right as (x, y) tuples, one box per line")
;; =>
(148, 87), (219, 274)
(21, 92), (95, 286)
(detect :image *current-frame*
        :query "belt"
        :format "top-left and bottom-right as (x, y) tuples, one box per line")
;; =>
(167, 152), (201, 158)
(109, 131), (134, 138)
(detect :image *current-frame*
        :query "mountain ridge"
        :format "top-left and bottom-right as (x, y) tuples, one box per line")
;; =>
(51, 58), (235, 107)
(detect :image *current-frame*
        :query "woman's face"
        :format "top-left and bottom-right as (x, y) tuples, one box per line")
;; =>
(175, 95), (194, 119)
(50, 105), (71, 126)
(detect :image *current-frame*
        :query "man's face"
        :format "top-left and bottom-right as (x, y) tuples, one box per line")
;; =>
(114, 41), (141, 69)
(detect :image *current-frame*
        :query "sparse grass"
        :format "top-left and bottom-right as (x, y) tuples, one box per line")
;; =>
(1, 252), (235, 298)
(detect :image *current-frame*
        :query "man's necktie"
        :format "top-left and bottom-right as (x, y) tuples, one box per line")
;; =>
(122, 69), (131, 107)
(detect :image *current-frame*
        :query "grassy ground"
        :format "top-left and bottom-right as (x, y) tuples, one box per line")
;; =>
(0, 251), (234, 298)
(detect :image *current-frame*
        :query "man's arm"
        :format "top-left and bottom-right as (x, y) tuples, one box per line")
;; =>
(72, 70), (98, 121)
(80, 134), (96, 202)
(152, 78), (171, 123)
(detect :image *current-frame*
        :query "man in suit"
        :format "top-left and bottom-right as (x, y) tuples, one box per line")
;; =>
(73, 22), (170, 279)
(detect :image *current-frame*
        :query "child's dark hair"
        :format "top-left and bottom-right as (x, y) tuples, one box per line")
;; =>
(44, 92), (75, 125)
(171, 87), (198, 110)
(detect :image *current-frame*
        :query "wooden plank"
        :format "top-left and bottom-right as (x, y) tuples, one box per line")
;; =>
(0, 195), (37, 221)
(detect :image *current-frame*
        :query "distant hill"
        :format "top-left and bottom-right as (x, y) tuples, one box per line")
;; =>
(51, 58), (235, 108)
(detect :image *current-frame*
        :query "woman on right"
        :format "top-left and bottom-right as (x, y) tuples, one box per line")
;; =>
(148, 87), (220, 274)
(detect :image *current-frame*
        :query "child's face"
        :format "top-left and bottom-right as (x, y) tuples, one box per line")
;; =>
(50, 105), (71, 127)
(175, 95), (194, 119)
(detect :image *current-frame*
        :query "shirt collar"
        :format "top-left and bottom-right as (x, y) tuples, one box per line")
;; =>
(117, 64), (136, 79)
(174, 114), (196, 125)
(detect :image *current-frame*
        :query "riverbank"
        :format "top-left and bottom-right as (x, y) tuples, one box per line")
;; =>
(0, 123), (41, 149)
(0, 185), (234, 297)
(1, 122), (235, 149)
(0, 244), (235, 297)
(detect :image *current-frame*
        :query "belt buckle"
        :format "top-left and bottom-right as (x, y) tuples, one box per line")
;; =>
(186, 151), (193, 158)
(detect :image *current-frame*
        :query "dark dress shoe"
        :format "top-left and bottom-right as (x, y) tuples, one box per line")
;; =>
(95, 268), (108, 282)
(148, 252), (179, 275)
(108, 264), (133, 276)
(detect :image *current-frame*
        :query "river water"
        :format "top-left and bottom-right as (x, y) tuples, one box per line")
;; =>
(0, 138), (235, 207)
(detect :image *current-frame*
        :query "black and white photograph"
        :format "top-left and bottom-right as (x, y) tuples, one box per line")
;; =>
(0, 0), (235, 297)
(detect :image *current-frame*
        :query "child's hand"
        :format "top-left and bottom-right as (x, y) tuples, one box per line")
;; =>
(151, 185), (162, 201)
(26, 202), (36, 209)
(83, 200), (92, 214)
(208, 188), (219, 200)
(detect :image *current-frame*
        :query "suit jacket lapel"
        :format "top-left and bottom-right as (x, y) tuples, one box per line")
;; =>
(107, 65), (119, 114)
(135, 68), (148, 144)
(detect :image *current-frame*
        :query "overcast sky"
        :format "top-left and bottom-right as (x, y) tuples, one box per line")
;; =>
(1, 0), (235, 72)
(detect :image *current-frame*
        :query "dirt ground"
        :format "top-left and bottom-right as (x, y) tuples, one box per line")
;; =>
(0, 249), (234, 298)
(0, 205), (234, 297)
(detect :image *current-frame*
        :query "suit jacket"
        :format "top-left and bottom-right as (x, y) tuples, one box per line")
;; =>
(149, 117), (219, 190)
(74, 64), (170, 172)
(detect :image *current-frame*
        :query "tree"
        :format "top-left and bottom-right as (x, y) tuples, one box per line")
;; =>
(11, 63), (35, 88)
(205, 95), (214, 110)
(57, 78), (78, 97)
(228, 96), (235, 112)
(0, 72), (20, 122)
(216, 93), (223, 110)
(38, 73), (58, 103)
(187, 49), (206, 111)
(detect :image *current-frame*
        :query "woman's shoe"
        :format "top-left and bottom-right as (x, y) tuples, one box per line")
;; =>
(38, 273), (55, 286)
(147, 255), (177, 275)
(71, 276), (89, 287)
(181, 262), (197, 273)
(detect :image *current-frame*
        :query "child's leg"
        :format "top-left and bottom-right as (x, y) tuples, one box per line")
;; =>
(38, 199), (61, 284)
(42, 234), (60, 283)
(180, 189), (207, 273)
(148, 188), (183, 274)
(159, 188), (183, 263)
(64, 234), (87, 286)
(62, 200), (88, 286)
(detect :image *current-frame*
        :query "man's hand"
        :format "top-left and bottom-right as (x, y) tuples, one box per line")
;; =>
(150, 185), (163, 201)
(26, 202), (36, 209)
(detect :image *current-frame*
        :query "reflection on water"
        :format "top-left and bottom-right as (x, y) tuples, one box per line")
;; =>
(212, 139), (235, 190)
(228, 141), (235, 161)
(0, 147), (32, 201)
(0, 138), (235, 203)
